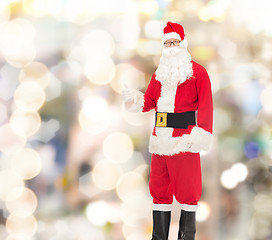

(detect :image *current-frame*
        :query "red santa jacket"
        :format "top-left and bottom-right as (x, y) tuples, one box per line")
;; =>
(125, 61), (213, 155)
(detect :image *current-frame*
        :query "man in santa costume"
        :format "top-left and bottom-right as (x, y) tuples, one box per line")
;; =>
(122, 21), (213, 240)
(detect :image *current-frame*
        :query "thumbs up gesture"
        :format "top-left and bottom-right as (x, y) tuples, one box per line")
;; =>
(121, 84), (144, 112)
(122, 84), (137, 103)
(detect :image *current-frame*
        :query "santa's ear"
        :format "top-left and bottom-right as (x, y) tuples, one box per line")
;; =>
(179, 38), (188, 48)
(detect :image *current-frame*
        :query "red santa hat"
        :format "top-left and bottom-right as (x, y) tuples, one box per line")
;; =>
(162, 21), (188, 48)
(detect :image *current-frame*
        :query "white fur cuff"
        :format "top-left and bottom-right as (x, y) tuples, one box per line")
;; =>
(153, 204), (172, 211)
(124, 90), (144, 112)
(180, 204), (198, 212)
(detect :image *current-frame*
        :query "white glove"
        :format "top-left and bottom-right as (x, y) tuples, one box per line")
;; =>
(122, 86), (137, 103)
(185, 127), (213, 153)
(187, 142), (201, 153)
(122, 85), (144, 112)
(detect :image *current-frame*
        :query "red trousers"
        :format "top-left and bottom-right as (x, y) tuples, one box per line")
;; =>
(149, 152), (202, 206)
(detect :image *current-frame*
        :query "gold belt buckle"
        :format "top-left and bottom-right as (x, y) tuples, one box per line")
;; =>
(156, 112), (167, 127)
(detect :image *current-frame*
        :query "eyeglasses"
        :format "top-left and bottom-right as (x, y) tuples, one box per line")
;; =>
(164, 40), (181, 47)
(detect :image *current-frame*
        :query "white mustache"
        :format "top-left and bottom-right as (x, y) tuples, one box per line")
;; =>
(162, 46), (183, 57)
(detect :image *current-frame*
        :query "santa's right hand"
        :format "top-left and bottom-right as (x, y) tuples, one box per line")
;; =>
(122, 87), (135, 102)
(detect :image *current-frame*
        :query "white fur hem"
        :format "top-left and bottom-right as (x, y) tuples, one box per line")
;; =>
(180, 204), (198, 212)
(162, 32), (181, 43)
(149, 126), (213, 155)
(153, 204), (172, 211)
(124, 90), (144, 112)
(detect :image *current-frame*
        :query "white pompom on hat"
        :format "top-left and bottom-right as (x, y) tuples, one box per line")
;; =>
(162, 21), (188, 48)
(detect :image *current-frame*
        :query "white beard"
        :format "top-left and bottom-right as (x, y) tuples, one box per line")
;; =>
(155, 46), (193, 86)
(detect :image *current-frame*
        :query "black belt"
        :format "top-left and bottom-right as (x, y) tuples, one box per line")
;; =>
(155, 111), (196, 129)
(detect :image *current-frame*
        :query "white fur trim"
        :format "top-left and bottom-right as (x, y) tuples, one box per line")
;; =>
(180, 204), (198, 212)
(156, 75), (177, 112)
(149, 131), (191, 155)
(124, 90), (144, 112)
(153, 204), (172, 211)
(149, 126), (213, 155)
(162, 32), (181, 44)
(179, 37), (188, 48)
(154, 73), (178, 149)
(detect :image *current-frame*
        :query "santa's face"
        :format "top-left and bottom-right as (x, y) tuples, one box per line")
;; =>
(155, 37), (193, 85)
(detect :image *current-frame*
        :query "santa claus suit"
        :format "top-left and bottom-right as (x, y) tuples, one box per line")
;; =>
(123, 21), (213, 239)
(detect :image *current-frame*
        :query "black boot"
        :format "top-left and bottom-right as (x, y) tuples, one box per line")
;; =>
(151, 210), (171, 240)
(178, 210), (196, 240)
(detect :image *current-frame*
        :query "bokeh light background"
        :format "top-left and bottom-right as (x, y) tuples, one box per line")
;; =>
(0, 0), (272, 239)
